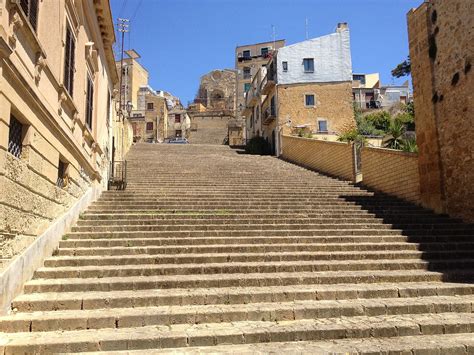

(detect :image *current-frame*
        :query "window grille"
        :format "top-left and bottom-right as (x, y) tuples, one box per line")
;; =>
(57, 160), (67, 188)
(8, 116), (23, 159)
(20, 0), (39, 31)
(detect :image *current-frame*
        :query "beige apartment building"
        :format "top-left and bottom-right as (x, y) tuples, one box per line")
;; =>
(0, 0), (117, 263)
(244, 24), (354, 155)
(235, 39), (285, 120)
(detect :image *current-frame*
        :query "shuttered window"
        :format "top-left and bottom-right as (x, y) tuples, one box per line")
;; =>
(86, 76), (94, 130)
(20, 0), (39, 31)
(64, 25), (75, 96)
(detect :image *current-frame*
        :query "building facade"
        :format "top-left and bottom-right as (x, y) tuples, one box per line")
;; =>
(167, 108), (191, 139)
(408, 0), (474, 222)
(235, 39), (285, 120)
(244, 24), (355, 154)
(0, 0), (117, 265)
(129, 86), (169, 143)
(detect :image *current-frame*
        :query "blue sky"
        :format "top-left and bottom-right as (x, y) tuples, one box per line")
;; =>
(111, 0), (421, 105)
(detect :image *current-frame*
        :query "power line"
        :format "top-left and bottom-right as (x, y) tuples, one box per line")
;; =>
(130, 0), (143, 22)
(117, 0), (128, 18)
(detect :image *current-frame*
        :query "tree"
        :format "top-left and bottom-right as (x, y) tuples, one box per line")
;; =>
(392, 56), (411, 78)
(383, 119), (406, 150)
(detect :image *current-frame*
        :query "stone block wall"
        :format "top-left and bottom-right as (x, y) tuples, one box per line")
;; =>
(361, 147), (421, 204)
(408, 0), (474, 222)
(188, 114), (232, 145)
(0, 147), (91, 270)
(281, 135), (355, 181)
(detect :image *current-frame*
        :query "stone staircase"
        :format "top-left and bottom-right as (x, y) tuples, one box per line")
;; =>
(1, 143), (474, 353)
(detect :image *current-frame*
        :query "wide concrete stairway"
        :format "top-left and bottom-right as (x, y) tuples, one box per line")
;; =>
(1, 143), (474, 354)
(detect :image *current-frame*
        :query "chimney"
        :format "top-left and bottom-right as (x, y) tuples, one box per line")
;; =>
(336, 22), (349, 32)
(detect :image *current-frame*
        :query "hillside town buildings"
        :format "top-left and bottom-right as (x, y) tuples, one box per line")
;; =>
(235, 39), (285, 120)
(352, 72), (411, 109)
(243, 23), (355, 154)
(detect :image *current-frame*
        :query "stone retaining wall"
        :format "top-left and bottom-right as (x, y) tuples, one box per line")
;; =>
(0, 184), (102, 314)
(361, 147), (421, 204)
(281, 135), (355, 181)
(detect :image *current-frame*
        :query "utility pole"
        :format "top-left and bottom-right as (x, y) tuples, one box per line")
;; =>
(117, 18), (129, 161)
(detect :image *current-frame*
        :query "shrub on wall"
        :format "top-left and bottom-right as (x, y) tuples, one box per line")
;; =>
(245, 137), (271, 155)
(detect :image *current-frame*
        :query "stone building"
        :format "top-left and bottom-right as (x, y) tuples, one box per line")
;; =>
(167, 108), (191, 139)
(188, 69), (244, 145)
(195, 69), (236, 112)
(235, 39), (285, 120)
(0, 0), (117, 266)
(129, 86), (169, 143)
(244, 24), (355, 155)
(408, 0), (474, 222)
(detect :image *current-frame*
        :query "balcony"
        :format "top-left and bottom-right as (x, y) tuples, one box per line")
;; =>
(245, 85), (259, 107)
(260, 72), (275, 95)
(262, 105), (276, 125)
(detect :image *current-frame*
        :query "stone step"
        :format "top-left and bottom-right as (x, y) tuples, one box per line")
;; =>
(23, 270), (474, 293)
(33, 259), (474, 279)
(78, 333), (474, 355)
(75, 217), (461, 227)
(55, 242), (474, 257)
(58, 236), (474, 249)
(64, 229), (413, 239)
(14, 282), (474, 312)
(2, 295), (473, 333)
(79, 211), (441, 220)
(70, 223), (472, 233)
(1, 313), (474, 353)
(44, 250), (474, 267)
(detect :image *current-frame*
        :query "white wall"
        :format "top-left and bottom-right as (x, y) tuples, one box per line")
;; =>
(276, 29), (352, 84)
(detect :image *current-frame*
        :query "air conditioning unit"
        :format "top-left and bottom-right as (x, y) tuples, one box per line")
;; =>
(237, 52), (243, 58)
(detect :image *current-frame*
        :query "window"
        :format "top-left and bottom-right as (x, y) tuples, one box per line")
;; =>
(243, 67), (251, 79)
(85, 75), (94, 130)
(175, 129), (182, 137)
(175, 114), (181, 123)
(305, 94), (315, 107)
(64, 25), (76, 96)
(242, 50), (251, 58)
(57, 159), (68, 188)
(282, 61), (288, 72)
(146, 122), (154, 131)
(318, 120), (328, 133)
(261, 47), (269, 57)
(20, 0), (39, 31)
(147, 102), (154, 110)
(8, 116), (24, 159)
(303, 58), (314, 73)
(244, 83), (251, 93)
(353, 74), (366, 85)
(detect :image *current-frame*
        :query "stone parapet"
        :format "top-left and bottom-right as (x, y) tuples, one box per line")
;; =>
(361, 147), (421, 204)
(281, 135), (355, 181)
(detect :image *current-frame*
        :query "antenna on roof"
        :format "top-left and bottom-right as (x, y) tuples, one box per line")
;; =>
(305, 18), (309, 40)
(271, 25), (276, 49)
